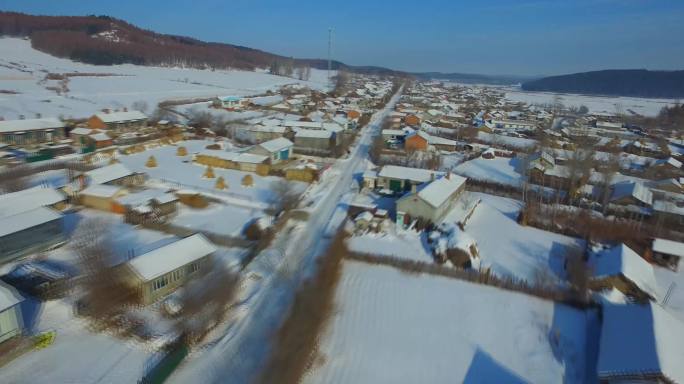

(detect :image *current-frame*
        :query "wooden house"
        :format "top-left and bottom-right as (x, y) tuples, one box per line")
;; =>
(0, 118), (66, 146)
(88, 110), (148, 132)
(589, 243), (658, 301)
(122, 234), (216, 305)
(396, 174), (467, 225)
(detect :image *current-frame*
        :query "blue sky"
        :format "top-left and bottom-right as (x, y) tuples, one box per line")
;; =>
(1, 0), (683, 76)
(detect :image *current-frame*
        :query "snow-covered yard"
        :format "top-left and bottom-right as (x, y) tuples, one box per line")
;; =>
(1, 299), (153, 383)
(116, 139), (307, 205)
(462, 192), (584, 283)
(347, 231), (433, 263)
(454, 156), (524, 187)
(171, 203), (263, 237)
(304, 260), (596, 384)
(0, 37), (332, 120)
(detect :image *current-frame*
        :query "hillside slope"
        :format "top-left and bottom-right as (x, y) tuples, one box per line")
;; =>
(522, 69), (684, 98)
(0, 12), (401, 76)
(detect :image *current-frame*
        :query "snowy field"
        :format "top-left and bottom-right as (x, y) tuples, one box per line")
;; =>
(116, 140), (307, 206)
(305, 260), (595, 384)
(503, 87), (677, 117)
(0, 37), (332, 120)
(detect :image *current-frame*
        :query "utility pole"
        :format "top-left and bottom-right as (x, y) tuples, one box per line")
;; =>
(327, 28), (333, 82)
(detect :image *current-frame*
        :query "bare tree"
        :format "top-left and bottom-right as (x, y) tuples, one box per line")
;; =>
(131, 100), (149, 113)
(270, 180), (300, 213)
(565, 246), (590, 304)
(175, 264), (240, 344)
(72, 218), (139, 321)
(187, 108), (214, 128)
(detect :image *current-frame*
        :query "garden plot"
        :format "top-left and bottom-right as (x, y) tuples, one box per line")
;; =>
(304, 260), (595, 384)
(170, 203), (264, 237)
(454, 156), (524, 187)
(461, 193), (584, 283)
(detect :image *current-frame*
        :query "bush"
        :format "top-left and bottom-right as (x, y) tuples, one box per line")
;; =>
(242, 174), (254, 187)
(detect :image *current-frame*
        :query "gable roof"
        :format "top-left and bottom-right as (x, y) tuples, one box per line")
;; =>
(653, 238), (684, 259)
(127, 234), (216, 281)
(258, 137), (293, 153)
(0, 207), (62, 238)
(0, 118), (65, 133)
(611, 181), (653, 206)
(415, 175), (467, 208)
(378, 165), (442, 183)
(0, 186), (66, 217)
(591, 243), (658, 299)
(598, 303), (684, 383)
(94, 110), (147, 124)
(85, 163), (135, 185)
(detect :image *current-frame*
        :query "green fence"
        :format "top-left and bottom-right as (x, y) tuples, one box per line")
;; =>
(139, 343), (189, 384)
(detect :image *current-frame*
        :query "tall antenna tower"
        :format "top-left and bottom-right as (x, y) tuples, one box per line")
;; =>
(327, 28), (333, 81)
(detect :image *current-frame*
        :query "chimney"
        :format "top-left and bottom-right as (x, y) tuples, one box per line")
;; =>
(123, 107), (128, 112)
(446, 172), (451, 180)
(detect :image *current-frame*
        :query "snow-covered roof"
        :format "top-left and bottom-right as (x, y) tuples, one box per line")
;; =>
(89, 132), (111, 141)
(295, 130), (333, 139)
(378, 165), (441, 183)
(610, 181), (653, 206)
(0, 186), (66, 217)
(416, 175), (467, 208)
(591, 244), (658, 298)
(116, 188), (177, 207)
(127, 234), (216, 281)
(94, 110), (147, 124)
(598, 303), (684, 383)
(198, 150), (269, 164)
(0, 118), (65, 133)
(80, 184), (123, 198)
(381, 129), (406, 137)
(0, 206), (62, 238)
(70, 127), (95, 136)
(283, 120), (343, 131)
(653, 238), (684, 258)
(654, 200), (684, 216)
(85, 163), (136, 185)
(0, 281), (23, 312)
(258, 137), (293, 153)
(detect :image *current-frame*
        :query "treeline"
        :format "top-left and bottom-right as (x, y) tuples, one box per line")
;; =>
(521, 69), (684, 98)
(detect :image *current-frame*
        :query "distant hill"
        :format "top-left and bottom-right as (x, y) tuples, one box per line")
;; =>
(414, 72), (537, 86)
(522, 69), (684, 98)
(0, 12), (403, 76)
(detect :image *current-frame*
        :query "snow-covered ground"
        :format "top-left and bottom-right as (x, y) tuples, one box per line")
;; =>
(464, 192), (583, 283)
(347, 231), (433, 263)
(454, 156), (524, 187)
(171, 203), (262, 237)
(304, 260), (595, 384)
(0, 37), (332, 120)
(116, 139), (306, 206)
(503, 87), (677, 117)
(2, 299), (153, 383)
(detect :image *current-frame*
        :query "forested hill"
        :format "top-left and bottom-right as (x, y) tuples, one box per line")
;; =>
(0, 12), (401, 76)
(521, 69), (684, 98)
